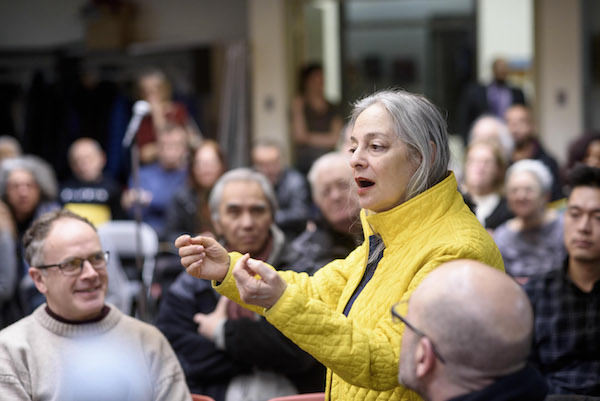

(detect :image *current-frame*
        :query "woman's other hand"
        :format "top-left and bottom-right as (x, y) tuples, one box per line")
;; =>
(232, 253), (287, 309)
(175, 234), (229, 281)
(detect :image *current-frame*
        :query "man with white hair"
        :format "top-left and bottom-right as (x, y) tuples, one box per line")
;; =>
(395, 259), (547, 401)
(156, 168), (324, 401)
(286, 152), (362, 275)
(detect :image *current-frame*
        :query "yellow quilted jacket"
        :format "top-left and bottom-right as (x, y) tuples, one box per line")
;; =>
(216, 172), (504, 401)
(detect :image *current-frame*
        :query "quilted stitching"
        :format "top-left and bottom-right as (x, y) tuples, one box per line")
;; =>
(217, 173), (504, 401)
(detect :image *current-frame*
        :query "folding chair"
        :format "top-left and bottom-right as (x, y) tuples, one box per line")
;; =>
(97, 220), (158, 319)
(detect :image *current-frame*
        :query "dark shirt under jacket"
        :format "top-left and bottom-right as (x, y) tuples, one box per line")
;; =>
(524, 260), (600, 395)
(447, 365), (547, 401)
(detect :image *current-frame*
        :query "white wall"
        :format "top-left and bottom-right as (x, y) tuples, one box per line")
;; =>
(536, 0), (583, 164)
(248, 0), (290, 153)
(477, 0), (533, 81)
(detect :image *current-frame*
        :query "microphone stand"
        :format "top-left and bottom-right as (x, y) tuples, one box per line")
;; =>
(123, 101), (151, 322)
(130, 144), (149, 322)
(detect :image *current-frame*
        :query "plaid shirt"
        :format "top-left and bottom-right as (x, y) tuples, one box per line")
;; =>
(524, 261), (600, 395)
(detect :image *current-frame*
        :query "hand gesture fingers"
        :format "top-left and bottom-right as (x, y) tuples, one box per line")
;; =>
(232, 254), (287, 309)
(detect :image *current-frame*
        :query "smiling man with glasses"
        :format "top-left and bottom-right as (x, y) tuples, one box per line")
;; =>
(394, 259), (547, 401)
(0, 209), (192, 401)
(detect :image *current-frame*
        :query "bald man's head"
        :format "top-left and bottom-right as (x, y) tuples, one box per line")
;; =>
(410, 260), (532, 376)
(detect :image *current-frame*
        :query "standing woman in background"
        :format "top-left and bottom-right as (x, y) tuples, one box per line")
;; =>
(176, 90), (504, 401)
(136, 68), (202, 164)
(291, 64), (344, 175)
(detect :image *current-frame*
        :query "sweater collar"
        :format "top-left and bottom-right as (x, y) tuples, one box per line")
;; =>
(34, 303), (122, 338)
(361, 172), (460, 247)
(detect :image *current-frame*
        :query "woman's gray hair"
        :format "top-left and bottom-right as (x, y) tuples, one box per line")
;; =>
(208, 168), (278, 224)
(349, 89), (450, 200)
(0, 156), (58, 201)
(506, 159), (553, 194)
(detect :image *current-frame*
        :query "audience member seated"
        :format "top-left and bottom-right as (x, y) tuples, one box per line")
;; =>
(156, 140), (226, 297)
(461, 140), (513, 231)
(494, 159), (566, 283)
(0, 157), (61, 313)
(291, 63), (344, 176)
(121, 123), (188, 239)
(468, 115), (515, 165)
(0, 209), (191, 400)
(252, 140), (312, 241)
(135, 67), (201, 164)
(60, 137), (124, 226)
(565, 132), (600, 175)
(0, 135), (22, 162)
(524, 165), (600, 396)
(156, 168), (324, 401)
(505, 104), (563, 201)
(286, 152), (362, 275)
(0, 200), (19, 329)
(395, 259), (547, 401)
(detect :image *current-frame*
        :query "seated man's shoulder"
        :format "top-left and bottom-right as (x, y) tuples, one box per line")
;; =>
(0, 315), (36, 347)
(522, 268), (564, 297)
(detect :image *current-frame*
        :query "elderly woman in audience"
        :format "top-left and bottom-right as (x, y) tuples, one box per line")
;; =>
(493, 159), (566, 283)
(461, 139), (513, 231)
(175, 89), (503, 401)
(0, 156), (60, 313)
(468, 115), (514, 166)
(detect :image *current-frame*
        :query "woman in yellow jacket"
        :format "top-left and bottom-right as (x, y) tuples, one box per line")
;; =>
(176, 90), (504, 401)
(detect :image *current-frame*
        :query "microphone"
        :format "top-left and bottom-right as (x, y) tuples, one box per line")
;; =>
(122, 100), (151, 148)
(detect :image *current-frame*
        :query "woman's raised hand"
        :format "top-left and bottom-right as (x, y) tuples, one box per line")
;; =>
(175, 234), (230, 281)
(232, 253), (287, 309)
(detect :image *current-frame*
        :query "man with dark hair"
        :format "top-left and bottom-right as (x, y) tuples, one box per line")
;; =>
(396, 259), (547, 401)
(504, 104), (563, 200)
(458, 57), (526, 141)
(524, 164), (600, 395)
(0, 210), (191, 400)
(251, 140), (312, 241)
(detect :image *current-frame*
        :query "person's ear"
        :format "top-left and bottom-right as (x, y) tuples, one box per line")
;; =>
(415, 337), (437, 378)
(29, 267), (48, 295)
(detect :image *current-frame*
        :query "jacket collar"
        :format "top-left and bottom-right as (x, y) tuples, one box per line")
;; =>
(360, 172), (461, 247)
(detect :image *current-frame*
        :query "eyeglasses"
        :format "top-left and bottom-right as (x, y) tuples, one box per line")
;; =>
(36, 251), (109, 276)
(391, 302), (447, 364)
